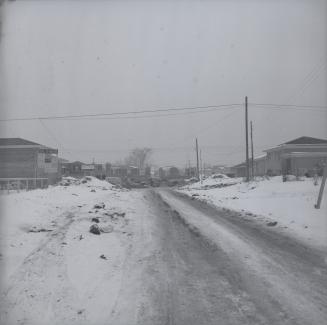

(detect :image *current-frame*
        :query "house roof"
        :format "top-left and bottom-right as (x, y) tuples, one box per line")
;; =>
(0, 138), (41, 146)
(282, 136), (327, 145)
(231, 162), (246, 168)
(281, 151), (327, 158)
(0, 137), (58, 154)
(265, 136), (327, 153)
(254, 154), (267, 160)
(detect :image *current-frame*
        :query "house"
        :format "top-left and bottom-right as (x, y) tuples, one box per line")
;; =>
(128, 166), (140, 177)
(212, 165), (232, 175)
(264, 136), (327, 176)
(158, 167), (166, 179)
(230, 162), (246, 177)
(185, 166), (197, 178)
(61, 161), (84, 177)
(105, 165), (140, 179)
(253, 154), (267, 176)
(0, 138), (59, 186)
(169, 166), (180, 178)
(93, 164), (105, 179)
(81, 164), (96, 176)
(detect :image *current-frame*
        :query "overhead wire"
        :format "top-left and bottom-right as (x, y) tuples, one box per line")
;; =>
(1, 101), (326, 123)
(249, 103), (327, 111)
(38, 119), (73, 156)
(286, 58), (327, 104)
(0, 103), (242, 122)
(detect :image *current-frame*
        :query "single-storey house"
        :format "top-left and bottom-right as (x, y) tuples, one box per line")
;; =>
(264, 136), (327, 176)
(0, 138), (59, 185)
(253, 154), (267, 177)
(230, 162), (246, 178)
(82, 163), (105, 178)
(61, 161), (84, 177)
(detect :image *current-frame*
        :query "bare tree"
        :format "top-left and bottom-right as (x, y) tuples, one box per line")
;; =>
(124, 148), (152, 170)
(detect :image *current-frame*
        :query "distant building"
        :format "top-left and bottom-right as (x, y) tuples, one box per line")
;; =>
(185, 166), (197, 178)
(158, 166), (182, 179)
(212, 165), (231, 175)
(253, 154), (267, 177)
(169, 166), (180, 178)
(81, 164), (96, 176)
(106, 165), (127, 178)
(230, 162), (246, 178)
(0, 138), (59, 185)
(61, 161), (84, 177)
(158, 167), (166, 179)
(105, 165), (140, 179)
(128, 166), (140, 177)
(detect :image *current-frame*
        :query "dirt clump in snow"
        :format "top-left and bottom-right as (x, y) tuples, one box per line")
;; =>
(28, 226), (53, 233)
(267, 221), (278, 227)
(103, 211), (126, 219)
(91, 217), (100, 223)
(100, 225), (114, 233)
(93, 203), (105, 209)
(59, 177), (80, 186)
(89, 224), (101, 235)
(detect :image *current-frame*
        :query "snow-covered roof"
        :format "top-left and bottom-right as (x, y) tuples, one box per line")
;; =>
(0, 138), (58, 154)
(254, 154), (266, 160)
(281, 151), (327, 158)
(283, 136), (327, 145)
(0, 138), (41, 146)
(265, 136), (327, 153)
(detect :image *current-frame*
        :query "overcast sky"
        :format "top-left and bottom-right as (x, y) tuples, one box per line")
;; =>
(0, 0), (326, 167)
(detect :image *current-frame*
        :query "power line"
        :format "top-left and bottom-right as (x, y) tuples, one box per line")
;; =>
(250, 103), (327, 111)
(38, 119), (64, 149)
(51, 105), (241, 121)
(2, 102), (325, 123)
(194, 109), (240, 137)
(286, 59), (327, 104)
(0, 103), (242, 122)
(38, 119), (72, 156)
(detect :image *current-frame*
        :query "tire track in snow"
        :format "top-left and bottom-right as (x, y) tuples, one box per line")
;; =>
(0, 212), (87, 325)
(157, 189), (327, 325)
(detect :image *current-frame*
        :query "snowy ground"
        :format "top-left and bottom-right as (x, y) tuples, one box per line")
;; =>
(1, 176), (326, 324)
(179, 175), (327, 249)
(0, 177), (148, 325)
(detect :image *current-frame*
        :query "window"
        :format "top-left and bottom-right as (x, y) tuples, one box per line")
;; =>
(45, 154), (52, 163)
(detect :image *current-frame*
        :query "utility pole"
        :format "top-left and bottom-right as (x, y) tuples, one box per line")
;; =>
(250, 121), (254, 180)
(187, 159), (191, 177)
(200, 149), (203, 184)
(196, 138), (200, 181)
(245, 96), (250, 182)
(315, 164), (327, 209)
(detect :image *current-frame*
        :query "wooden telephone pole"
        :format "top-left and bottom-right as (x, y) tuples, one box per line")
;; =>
(200, 149), (203, 184)
(250, 121), (254, 180)
(245, 96), (250, 182)
(196, 138), (200, 181)
(315, 164), (327, 209)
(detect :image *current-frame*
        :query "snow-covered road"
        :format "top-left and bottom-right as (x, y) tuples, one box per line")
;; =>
(149, 189), (327, 325)
(1, 184), (327, 324)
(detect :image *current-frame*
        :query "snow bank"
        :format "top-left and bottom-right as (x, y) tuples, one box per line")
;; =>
(60, 176), (114, 189)
(179, 176), (327, 249)
(183, 174), (242, 190)
(0, 177), (116, 287)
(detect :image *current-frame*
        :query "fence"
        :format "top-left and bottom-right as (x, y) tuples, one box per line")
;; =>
(0, 178), (49, 193)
